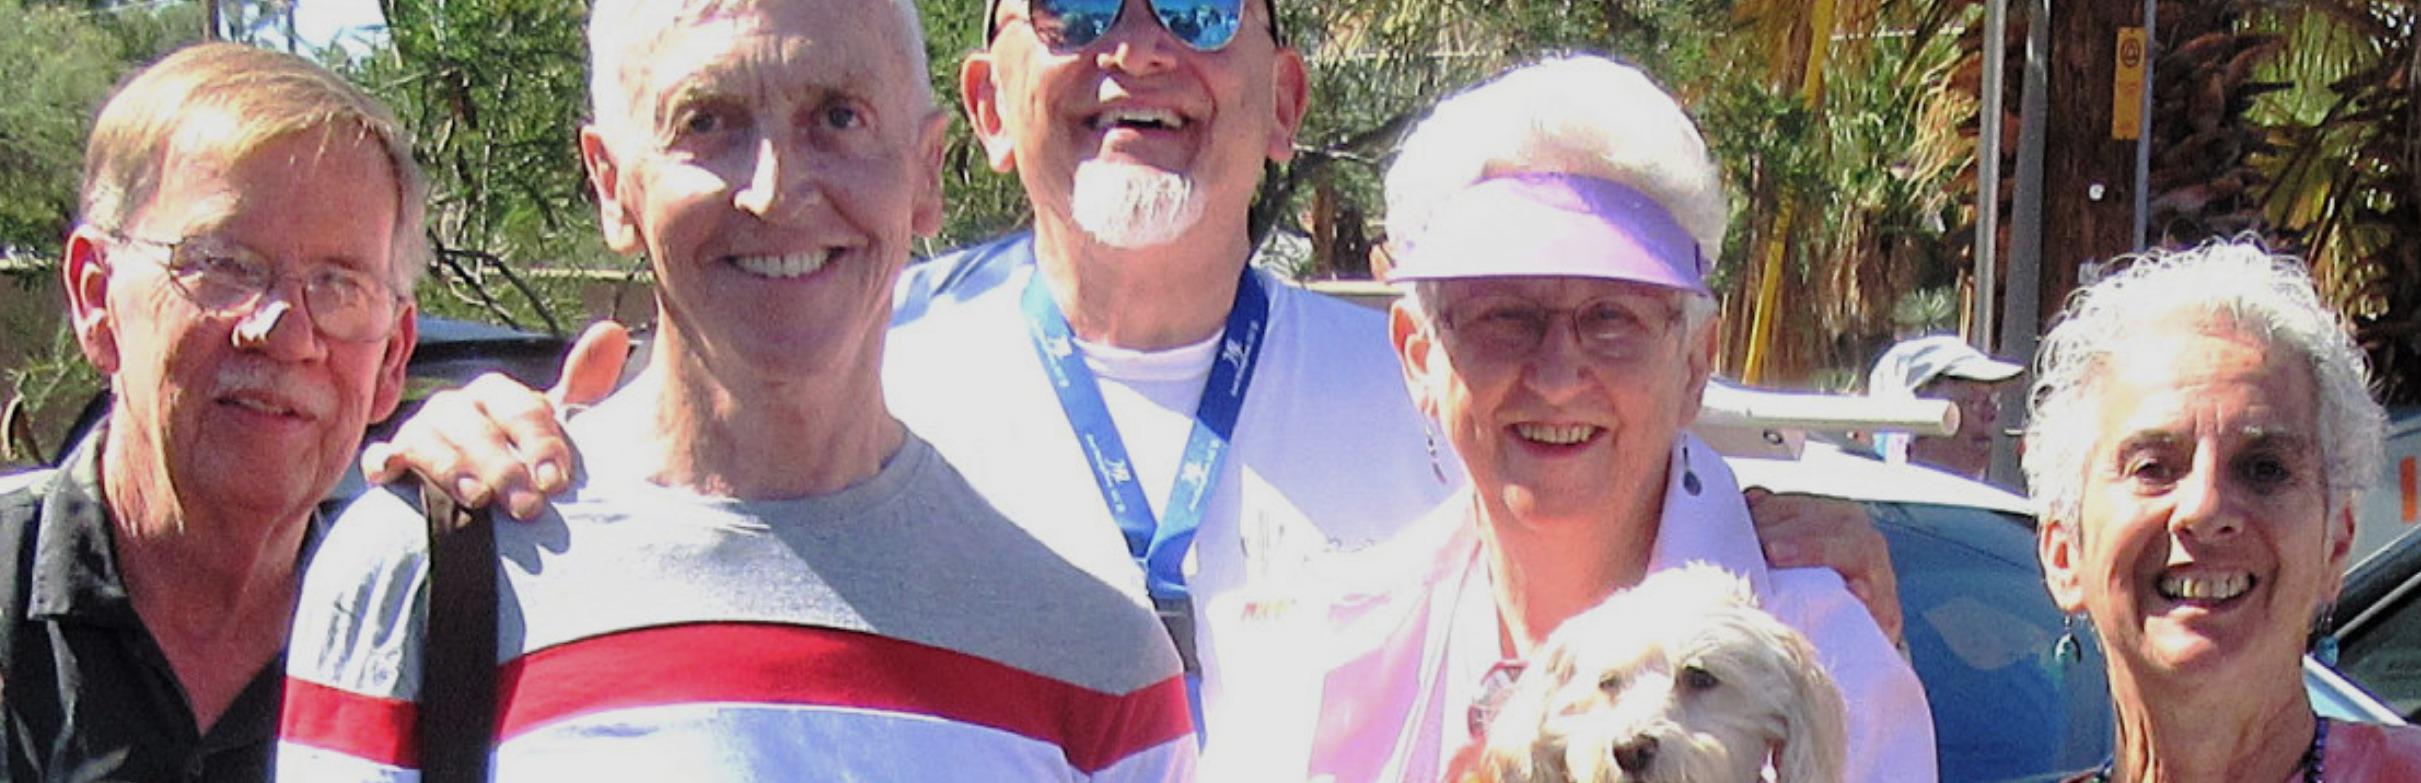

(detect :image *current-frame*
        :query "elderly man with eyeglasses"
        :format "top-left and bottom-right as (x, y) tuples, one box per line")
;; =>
(0, 42), (424, 782)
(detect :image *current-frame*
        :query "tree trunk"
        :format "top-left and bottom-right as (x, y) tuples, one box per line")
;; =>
(2035, 0), (2144, 330)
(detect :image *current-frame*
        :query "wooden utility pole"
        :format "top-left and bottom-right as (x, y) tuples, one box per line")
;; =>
(2034, 0), (2145, 330)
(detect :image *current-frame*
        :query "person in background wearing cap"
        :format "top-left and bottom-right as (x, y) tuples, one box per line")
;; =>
(1869, 334), (2025, 483)
(1271, 56), (1935, 783)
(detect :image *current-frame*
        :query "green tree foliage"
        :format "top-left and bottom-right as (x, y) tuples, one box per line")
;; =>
(2241, 0), (2420, 403)
(921, 0), (1037, 254)
(333, 0), (607, 335)
(0, 0), (201, 469)
(0, 0), (200, 260)
(0, 1), (110, 258)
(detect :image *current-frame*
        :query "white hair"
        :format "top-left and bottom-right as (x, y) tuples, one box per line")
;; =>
(1388, 56), (1726, 336)
(84, 43), (430, 292)
(1384, 55), (1729, 266)
(585, 0), (932, 144)
(2022, 239), (2386, 522)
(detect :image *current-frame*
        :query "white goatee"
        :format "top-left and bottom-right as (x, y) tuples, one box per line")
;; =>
(1071, 160), (1207, 249)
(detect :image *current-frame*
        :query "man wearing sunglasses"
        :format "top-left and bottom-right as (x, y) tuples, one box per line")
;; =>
(0, 42), (424, 782)
(881, 0), (1457, 762)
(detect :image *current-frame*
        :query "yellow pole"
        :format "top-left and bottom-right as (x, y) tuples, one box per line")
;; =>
(1740, 0), (1837, 385)
(1798, 0), (1836, 104)
(1741, 201), (1797, 384)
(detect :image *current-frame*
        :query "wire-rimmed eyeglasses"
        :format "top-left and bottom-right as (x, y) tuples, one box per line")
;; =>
(109, 233), (405, 343)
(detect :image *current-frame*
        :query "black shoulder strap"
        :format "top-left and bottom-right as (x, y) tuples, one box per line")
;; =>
(414, 480), (496, 783)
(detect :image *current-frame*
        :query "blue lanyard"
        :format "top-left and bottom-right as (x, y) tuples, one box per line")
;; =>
(1021, 267), (1269, 602)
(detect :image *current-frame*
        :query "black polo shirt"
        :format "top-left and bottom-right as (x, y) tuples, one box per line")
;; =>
(0, 427), (306, 783)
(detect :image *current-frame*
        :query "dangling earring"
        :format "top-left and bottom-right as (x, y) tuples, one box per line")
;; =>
(1681, 443), (1702, 496)
(2054, 612), (2084, 664)
(2310, 601), (2341, 667)
(1425, 424), (1447, 484)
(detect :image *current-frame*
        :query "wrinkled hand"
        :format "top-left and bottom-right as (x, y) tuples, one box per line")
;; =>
(1745, 488), (1903, 646)
(361, 321), (631, 520)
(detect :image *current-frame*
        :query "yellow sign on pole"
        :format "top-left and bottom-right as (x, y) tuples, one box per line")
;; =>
(2112, 27), (2148, 140)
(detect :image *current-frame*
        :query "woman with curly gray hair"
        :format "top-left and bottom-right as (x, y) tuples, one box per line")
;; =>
(2026, 240), (2420, 782)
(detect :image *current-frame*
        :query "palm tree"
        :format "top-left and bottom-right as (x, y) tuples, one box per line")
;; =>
(1706, 0), (1979, 386)
(2243, 0), (2419, 403)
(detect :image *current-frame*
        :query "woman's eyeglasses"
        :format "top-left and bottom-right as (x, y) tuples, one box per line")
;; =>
(1438, 293), (1683, 361)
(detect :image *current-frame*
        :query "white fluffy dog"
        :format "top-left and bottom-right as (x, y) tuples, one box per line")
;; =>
(1476, 564), (1847, 783)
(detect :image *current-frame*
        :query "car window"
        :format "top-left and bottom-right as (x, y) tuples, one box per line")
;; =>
(1874, 500), (2113, 782)
(2335, 535), (2421, 721)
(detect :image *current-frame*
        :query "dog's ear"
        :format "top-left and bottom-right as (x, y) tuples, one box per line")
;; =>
(1478, 674), (1551, 782)
(1479, 639), (1579, 783)
(1772, 632), (1849, 783)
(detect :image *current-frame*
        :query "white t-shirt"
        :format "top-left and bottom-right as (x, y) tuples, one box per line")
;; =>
(887, 233), (1460, 758)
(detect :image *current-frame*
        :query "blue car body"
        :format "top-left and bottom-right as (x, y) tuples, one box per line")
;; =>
(1726, 440), (2397, 782)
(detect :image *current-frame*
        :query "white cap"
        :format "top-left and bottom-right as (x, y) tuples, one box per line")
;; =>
(1867, 335), (2023, 401)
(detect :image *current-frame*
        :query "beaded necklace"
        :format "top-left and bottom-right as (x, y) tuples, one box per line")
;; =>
(2089, 717), (2329, 783)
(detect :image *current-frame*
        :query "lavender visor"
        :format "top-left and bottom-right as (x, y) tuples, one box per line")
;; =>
(1389, 173), (1710, 295)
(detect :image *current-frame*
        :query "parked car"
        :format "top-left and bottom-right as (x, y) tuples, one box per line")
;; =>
(2335, 407), (2421, 722)
(2346, 408), (2421, 568)
(374, 315), (570, 440)
(1723, 436), (2109, 782)
(2331, 521), (2421, 722)
(1706, 386), (2402, 782)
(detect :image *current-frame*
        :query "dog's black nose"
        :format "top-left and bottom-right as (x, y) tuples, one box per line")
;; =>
(1611, 736), (1657, 773)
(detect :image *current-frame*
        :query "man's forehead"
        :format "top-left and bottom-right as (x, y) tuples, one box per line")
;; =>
(143, 143), (241, 229)
(629, 0), (918, 100)
(144, 124), (343, 232)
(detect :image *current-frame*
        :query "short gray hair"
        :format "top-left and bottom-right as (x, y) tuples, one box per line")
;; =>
(2021, 239), (2385, 521)
(1384, 55), (1729, 264)
(82, 42), (428, 292)
(586, 0), (932, 145)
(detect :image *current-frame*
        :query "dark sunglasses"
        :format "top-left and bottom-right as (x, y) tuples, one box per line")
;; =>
(985, 0), (1277, 53)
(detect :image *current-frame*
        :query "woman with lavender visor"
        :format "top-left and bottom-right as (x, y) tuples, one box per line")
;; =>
(1238, 56), (1938, 783)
